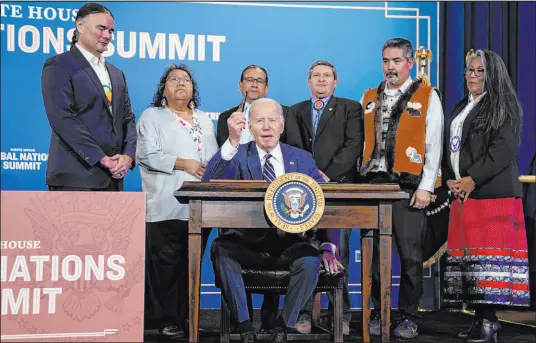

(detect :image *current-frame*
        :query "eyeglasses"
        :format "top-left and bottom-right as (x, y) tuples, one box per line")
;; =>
(167, 76), (192, 85)
(465, 67), (485, 77)
(242, 77), (267, 85)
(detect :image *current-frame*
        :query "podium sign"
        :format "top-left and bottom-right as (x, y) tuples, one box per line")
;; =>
(0, 191), (145, 342)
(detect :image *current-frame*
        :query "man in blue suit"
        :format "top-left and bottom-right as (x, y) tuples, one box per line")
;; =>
(203, 98), (343, 343)
(41, 3), (136, 191)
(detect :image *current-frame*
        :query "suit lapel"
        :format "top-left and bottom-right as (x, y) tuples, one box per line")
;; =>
(246, 142), (263, 180)
(70, 46), (113, 117)
(298, 102), (314, 137)
(281, 143), (297, 173)
(316, 96), (337, 138)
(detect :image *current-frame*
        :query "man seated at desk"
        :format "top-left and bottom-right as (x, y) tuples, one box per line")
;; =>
(202, 98), (343, 343)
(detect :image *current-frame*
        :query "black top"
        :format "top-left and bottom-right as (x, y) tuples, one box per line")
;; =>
(443, 96), (522, 199)
(284, 96), (364, 183)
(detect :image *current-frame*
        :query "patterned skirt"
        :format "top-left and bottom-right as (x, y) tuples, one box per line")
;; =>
(443, 197), (530, 307)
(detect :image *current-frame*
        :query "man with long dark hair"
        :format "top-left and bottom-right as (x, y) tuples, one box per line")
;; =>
(41, 3), (136, 191)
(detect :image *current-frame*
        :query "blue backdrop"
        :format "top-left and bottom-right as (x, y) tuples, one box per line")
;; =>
(0, 1), (440, 309)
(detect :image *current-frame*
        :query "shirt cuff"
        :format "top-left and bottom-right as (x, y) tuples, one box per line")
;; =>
(221, 139), (239, 161)
(319, 242), (337, 254)
(417, 177), (435, 193)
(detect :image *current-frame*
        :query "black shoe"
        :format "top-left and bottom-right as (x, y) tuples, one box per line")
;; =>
(269, 327), (286, 342)
(466, 319), (501, 343)
(458, 318), (482, 339)
(258, 327), (273, 335)
(158, 324), (185, 338)
(240, 331), (256, 343)
(269, 317), (288, 342)
(369, 314), (382, 337)
(393, 318), (419, 339)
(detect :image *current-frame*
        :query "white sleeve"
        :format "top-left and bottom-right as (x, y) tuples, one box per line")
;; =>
(417, 90), (444, 192)
(221, 139), (239, 161)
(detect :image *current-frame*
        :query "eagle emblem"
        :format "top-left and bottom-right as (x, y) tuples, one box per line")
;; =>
(281, 188), (310, 219)
(265, 173), (325, 233)
(21, 192), (144, 321)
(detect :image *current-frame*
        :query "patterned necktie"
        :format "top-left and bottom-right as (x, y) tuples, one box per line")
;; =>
(312, 108), (321, 138)
(263, 154), (276, 182)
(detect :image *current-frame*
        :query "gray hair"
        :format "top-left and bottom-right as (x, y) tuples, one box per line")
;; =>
(308, 60), (338, 80)
(382, 38), (414, 60)
(465, 49), (522, 138)
(249, 98), (284, 121)
(466, 50), (487, 93)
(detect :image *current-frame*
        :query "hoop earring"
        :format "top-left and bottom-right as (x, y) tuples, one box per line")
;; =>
(161, 97), (168, 107)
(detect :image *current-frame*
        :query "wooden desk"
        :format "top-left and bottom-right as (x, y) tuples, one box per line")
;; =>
(176, 182), (408, 342)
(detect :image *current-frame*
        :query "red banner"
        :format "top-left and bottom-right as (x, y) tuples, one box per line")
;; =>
(1, 191), (145, 342)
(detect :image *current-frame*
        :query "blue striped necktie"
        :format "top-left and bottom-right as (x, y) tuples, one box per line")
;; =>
(263, 154), (276, 182)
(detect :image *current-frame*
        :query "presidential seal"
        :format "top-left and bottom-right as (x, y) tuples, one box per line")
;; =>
(264, 173), (325, 234)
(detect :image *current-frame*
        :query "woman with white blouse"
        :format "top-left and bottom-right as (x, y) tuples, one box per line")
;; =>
(443, 50), (529, 343)
(137, 63), (218, 339)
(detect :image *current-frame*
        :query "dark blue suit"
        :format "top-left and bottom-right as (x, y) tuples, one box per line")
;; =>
(41, 45), (136, 190)
(203, 141), (324, 183)
(203, 142), (329, 330)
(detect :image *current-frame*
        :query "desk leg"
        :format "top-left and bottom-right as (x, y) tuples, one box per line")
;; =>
(189, 200), (202, 343)
(379, 203), (392, 343)
(361, 231), (373, 343)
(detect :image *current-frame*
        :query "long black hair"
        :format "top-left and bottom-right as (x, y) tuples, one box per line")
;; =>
(151, 63), (201, 109)
(466, 50), (523, 139)
(71, 3), (114, 46)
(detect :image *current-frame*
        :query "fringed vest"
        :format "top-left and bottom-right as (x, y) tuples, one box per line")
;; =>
(360, 79), (441, 189)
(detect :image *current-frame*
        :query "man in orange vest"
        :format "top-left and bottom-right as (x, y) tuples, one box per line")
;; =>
(359, 38), (444, 339)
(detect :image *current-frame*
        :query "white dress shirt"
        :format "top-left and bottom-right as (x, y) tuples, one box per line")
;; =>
(221, 141), (285, 177)
(450, 92), (486, 179)
(360, 78), (444, 192)
(76, 43), (113, 111)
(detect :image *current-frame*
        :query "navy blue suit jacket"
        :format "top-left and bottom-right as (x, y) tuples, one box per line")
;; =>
(203, 142), (334, 252)
(203, 142), (324, 183)
(41, 45), (137, 189)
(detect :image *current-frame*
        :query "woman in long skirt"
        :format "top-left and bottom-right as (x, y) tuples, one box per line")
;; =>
(443, 49), (530, 342)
